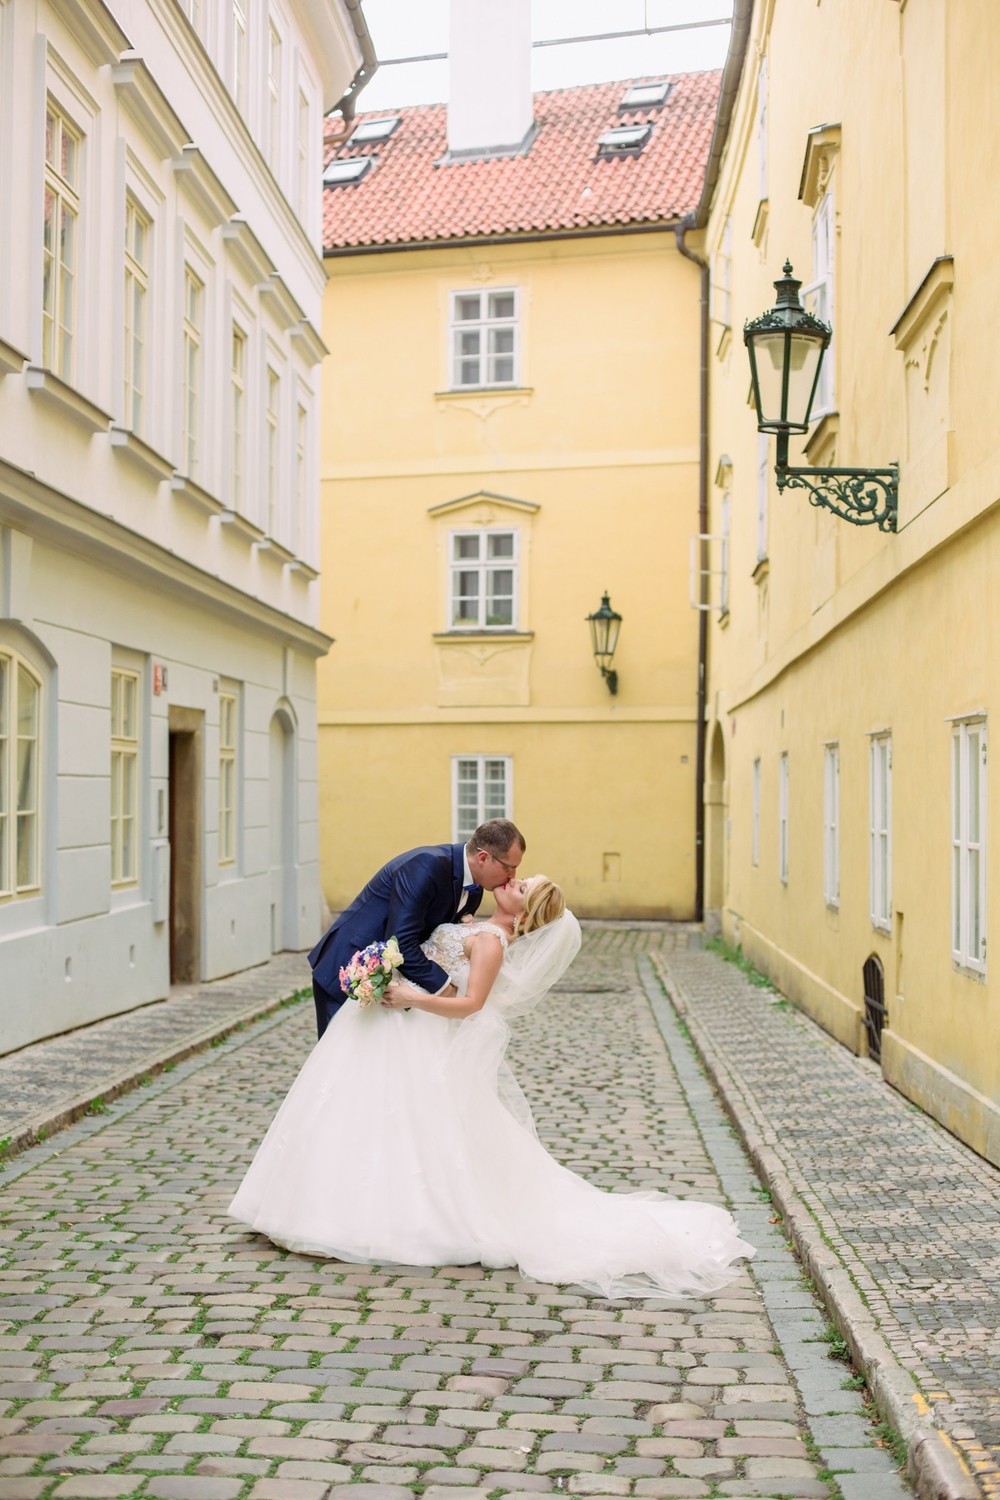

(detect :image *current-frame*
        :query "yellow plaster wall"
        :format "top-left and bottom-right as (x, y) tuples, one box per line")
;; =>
(319, 233), (704, 917)
(705, 0), (1000, 1161)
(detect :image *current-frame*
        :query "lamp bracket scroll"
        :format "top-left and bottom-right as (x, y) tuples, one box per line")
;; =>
(775, 435), (899, 532)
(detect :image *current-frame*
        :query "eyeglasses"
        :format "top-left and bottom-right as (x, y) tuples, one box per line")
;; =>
(478, 850), (520, 876)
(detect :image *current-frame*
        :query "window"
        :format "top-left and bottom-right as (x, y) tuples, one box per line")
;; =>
(952, 719), (986, 973)
(450, 530), (516, 629)
(620, 80), (671, 109)
(870, 733), (892, 930)
(757, 56), (768, 201)
(804, 191), (835, 417)
(713, 216), (732, 328)
(179, 0), (202, 34)
(323, 156), (371, 186)
(123, 195), (149, 433)
(453, 756), (512, 843)
(42, 102), (81, 381)
(265, 366), (280, 535)
(756, 433), (769, 564)
(297, 89), (310, 219)
(232, 0), (248, 112)
(751, 758), (761, 867)
(779, 752), (789, 884)
(219, 690), (237, 866)
(295, 400), (307, 555)
(350, 115), (400, 143)
(598, 124), (652, 154)
(231, 324), (247, 511)
(267, 24), (282, 172)
(0, 651), (41, 898)
(181, 265), (203, 478)
(824, 743), (840, 908)
(720, 493), (731, 615)
(450, 289), (518, 389)
(111, 668), (139, 887)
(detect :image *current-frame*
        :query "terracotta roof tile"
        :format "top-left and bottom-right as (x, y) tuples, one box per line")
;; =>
(323, 72), (722, 252)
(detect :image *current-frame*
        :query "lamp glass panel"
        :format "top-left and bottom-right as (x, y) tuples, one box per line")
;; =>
(785, 332), (825, 428)
(749, 331), (789, 426)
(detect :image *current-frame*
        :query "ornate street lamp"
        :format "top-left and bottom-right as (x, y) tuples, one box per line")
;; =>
(744, 262), (898, 532)
(586, 592), (622, 696)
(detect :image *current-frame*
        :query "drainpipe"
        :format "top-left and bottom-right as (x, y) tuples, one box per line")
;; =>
(674, 216), (710, 924)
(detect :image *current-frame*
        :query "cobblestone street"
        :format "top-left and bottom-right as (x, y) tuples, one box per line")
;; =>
(0, 928), (926, 1500)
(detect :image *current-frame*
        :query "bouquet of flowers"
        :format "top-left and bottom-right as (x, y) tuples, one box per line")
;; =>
(339, 936), (405, 1008)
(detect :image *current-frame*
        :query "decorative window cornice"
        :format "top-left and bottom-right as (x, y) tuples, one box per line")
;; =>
(289, 319), (328, 367)
(890, 255), (954, 350)
(428, 490), (540, 520)
(113, 54), (188, 160)
(222, 217), (275, 284)
(258, 273), (304, 332)
(172, 145), (237, 228)
(49, 0), (128, 66)
(799, 123), (842, 208)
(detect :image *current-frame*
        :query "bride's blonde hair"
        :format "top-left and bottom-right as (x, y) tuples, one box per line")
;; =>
(514, 876), (565, 938)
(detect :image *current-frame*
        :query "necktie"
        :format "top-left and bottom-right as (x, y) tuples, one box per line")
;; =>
(463, 883), (482, 894)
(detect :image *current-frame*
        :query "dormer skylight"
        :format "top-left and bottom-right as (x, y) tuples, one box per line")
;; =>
(323, 156), (372, 186)
(598, 124), (653, 156)
(620, 80), (672, 110)
(351, 115), (401, 144)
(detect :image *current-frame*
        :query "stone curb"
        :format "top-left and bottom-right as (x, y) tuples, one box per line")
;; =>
(650, 950), (983, 1500)
(0, 982), (309, 1165)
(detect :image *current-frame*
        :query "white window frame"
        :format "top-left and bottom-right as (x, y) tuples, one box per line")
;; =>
(869, 732), (892, 932)
(267, 22), (282, 174)
(803, 189), (835, 418)
(823, 742), (840, 908)
(42, 100), (82, 382)
(265, 362), (281, 537)
(952, 718), (987, 975)
(295, 395), (308, 557)
(756, 433), (769, 564)
(123, 194), (150, 434)
(449, 528), (518, 631)
(778, 752), (789, 884)
(297, 87), (310, 221)
(181, 263), (204, 479)
(751, 758), (761, 867)
(231, 0), (248, 113)
(450, 288), (519, 390)
(452, 755), (513, 844)
(0, 650), (42, 899)
(231, 321), (247, 512)
(111, 666), (140, 888)
(219, 687), (238, 868)
(757, 56), (768, 202)
(713, 216), (732, 328)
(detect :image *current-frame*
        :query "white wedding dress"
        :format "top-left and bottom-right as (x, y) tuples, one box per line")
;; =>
(228, 917), (754, 1298)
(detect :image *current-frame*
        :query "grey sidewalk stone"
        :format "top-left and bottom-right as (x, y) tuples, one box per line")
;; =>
(652, 945), (997, 1500)
(0, 952), (311, 1159)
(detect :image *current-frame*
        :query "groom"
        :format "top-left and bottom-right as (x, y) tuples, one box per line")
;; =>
(308, 818), (526, 1037)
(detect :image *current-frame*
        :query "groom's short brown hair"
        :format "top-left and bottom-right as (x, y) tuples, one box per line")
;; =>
(468, 819), (525, 858)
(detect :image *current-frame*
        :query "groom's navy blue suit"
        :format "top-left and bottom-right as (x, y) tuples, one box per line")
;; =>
(308, 842), (483, 1037)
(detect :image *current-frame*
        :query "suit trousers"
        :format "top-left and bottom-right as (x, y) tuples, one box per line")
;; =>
(313, 976), (345, 1039)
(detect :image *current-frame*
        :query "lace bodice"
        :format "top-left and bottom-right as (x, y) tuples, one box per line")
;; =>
(422, 921), (509, 986)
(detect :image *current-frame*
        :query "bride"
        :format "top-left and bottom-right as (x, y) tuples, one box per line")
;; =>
(228, 876), (754, 1299)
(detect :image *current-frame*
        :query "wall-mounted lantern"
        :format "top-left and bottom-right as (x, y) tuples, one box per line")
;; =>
(744, 261), (898, 531)
(586, 592), (622, 696)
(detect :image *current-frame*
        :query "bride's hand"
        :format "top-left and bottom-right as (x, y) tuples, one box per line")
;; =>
(382, 979), (417, 1009)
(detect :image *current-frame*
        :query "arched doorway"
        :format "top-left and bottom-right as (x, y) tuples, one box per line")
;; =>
(268, 708), (297, 953)
(704, 720), (727, 933)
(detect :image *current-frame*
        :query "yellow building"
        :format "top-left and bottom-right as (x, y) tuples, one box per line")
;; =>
(317, 28), (721, 919)
(701, 0), (1000, 1163)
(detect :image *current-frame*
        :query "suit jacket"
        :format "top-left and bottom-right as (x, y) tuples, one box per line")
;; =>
(308, 842), (483, 999)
